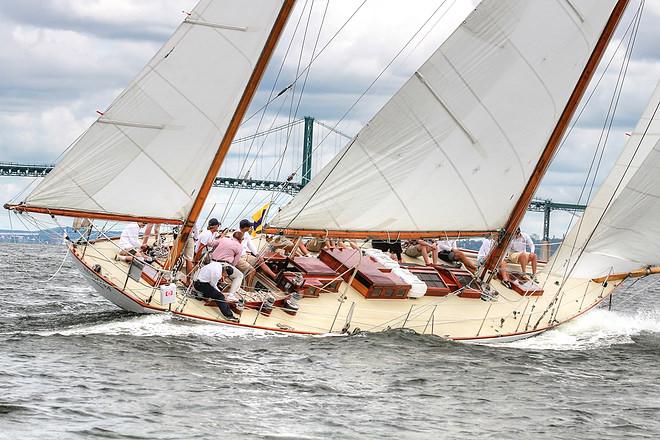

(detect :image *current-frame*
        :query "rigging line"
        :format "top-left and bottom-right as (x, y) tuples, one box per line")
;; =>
(560, 33), (653, 289)
(548, 3), (643, 169)
(557, 12), (638, 285)
(282, 0), (451, 229)
(218, 0), (312, 224)
(541, 10), (646, 324)
(228, 4), (330, 227)
(554, 2), (641, 288)
(8, 128), (89, 205)
(219, 93), (293, 226)
(227, 5), (330, 229)
(540, 0), (644, 284)
(232, 119), (303, 143)
(269, 0), (329, 210)
(279, 0), (323, 181)
(241, 0), (369, 127)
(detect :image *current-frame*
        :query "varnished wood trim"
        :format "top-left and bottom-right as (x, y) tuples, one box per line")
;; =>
(4, 203), (182, 225)
(262, 227), (493, 239)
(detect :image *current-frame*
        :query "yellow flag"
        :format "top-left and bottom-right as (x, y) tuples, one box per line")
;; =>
(251, 202), (270, 237)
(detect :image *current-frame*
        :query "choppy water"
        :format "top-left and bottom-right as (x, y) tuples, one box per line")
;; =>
(1, 243), (659, 439)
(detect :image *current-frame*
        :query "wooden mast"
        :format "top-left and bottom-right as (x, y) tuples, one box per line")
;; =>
(481, 0), (630, 282)
(168, 0), (297, 266)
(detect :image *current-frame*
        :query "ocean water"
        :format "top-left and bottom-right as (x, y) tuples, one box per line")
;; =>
(1, 243), (659, 439)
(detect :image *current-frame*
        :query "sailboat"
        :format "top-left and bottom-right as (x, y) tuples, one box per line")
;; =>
(6, 0), (656, 342)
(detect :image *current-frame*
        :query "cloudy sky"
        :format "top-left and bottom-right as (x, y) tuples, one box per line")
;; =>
(1, 0), (660, 238)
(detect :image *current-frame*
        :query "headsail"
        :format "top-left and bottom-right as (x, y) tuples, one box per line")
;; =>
(269, 0), (619, 235)
(548, 80), (660, 279)
(8, 0), (287, 224)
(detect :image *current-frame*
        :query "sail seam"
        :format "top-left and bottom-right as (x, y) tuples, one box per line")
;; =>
(355, 139), (420, 231)
(412, 110), (491, 230)
(113, 125), (192, 200)
(147, 66), (220, 131)
(438, 53), (527, 181)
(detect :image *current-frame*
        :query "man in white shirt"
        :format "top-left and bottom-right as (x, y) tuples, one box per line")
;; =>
(506, 227), (538, 280)
(236, 219), (277, 284)
(194, 218), (220, 263)
(436, 239), (477, 274)
(477, 232), (512, 288)
(193, 260), (239, 322)
(115, 222), (146, 263)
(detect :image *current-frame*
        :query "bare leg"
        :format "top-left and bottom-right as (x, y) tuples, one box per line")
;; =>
(259, 260), (277, 279)
(418, 244), (431, 266)
(142, 224), (154, 247)
(431, 247), (438, 265)
(454, 249), (476, 274)
(518, 253), (528, 274)
(499, 260), (510, 282)
(298, 242), (310, 256)
(530, 253), (538, 274)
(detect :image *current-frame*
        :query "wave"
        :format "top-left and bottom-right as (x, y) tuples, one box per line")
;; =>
(506, 307), (660, 350)
(34, 313), (289, 339)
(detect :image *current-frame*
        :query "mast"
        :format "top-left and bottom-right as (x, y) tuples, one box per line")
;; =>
(169, 0), (296, 265)
(480, 0), (630, 282)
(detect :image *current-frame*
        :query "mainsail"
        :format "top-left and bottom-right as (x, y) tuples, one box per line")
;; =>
(10, 0), (286, 224)
(548, 80), (660, 279)
(269, 0), (619, 235)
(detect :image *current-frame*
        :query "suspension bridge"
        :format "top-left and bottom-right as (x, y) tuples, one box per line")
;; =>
(1, 115), (585, 239)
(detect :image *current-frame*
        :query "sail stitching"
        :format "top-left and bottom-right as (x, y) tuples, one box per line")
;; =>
(147, 66), (221, 132)
(113, 125), (192, 202)
(438, 52), (527, 182)
(411, 109), (490, 230)
(355, 139), (420, 231)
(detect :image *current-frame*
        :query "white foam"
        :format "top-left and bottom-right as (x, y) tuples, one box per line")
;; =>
(36, 313), (287, 339)
(506, 308), (660, 350)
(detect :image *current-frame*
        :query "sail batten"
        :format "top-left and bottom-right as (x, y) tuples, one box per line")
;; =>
(10, 0), (287, 223)
(270, 0), (620, 234)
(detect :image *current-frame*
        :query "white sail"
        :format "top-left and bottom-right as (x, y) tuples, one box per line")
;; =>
(270, 0), (618, 233)
(21, 0), (285, 222)
(548, 81), (660, 279)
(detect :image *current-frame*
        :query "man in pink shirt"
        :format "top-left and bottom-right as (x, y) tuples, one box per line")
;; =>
(209, 231), (245, 298)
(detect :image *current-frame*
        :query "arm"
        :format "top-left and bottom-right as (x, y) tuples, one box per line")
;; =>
(525, 233), (535, 253)
(245, 235), (258, 255)
(232, 246), (242, 266)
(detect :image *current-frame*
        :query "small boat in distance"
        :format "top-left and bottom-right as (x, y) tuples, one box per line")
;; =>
(6, 0), (660, 342)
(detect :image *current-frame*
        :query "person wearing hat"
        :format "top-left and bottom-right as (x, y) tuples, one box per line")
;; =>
(236, 219), (277, 284)
(194, 218), (220, 265)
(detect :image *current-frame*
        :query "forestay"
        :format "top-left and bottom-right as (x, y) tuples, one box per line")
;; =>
(270, 0), (618, 233)
(20, 0), (285, 223)
(547, 81), (660, 278)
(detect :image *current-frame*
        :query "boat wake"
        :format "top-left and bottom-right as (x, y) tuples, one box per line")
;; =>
(34, 314), (279, 339)
(506, 307), (660, 350)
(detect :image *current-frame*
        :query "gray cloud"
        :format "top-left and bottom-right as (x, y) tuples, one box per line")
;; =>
(2, 0), (660, 237)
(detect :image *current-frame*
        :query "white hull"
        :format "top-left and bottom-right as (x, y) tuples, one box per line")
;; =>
(70, 249), (157, 315)
(69, 238), (619, 342)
